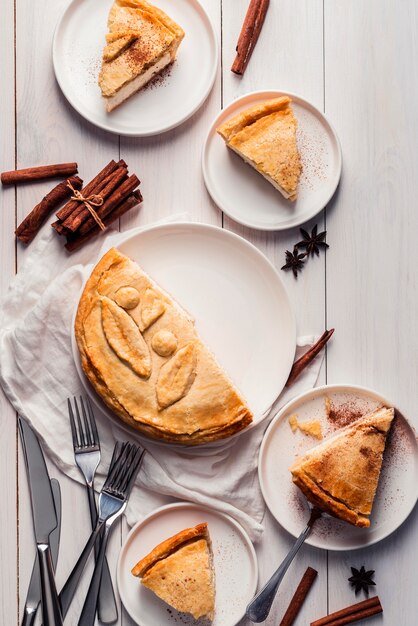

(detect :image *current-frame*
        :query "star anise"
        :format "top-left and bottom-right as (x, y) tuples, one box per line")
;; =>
(296, 225), (329, 257)
(348, 566), (376, 596)
(281, 247), (306, 278)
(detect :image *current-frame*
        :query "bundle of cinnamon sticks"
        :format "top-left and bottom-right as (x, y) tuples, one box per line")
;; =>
(8, 159), (142, 251)
(51, 159), (142, 252)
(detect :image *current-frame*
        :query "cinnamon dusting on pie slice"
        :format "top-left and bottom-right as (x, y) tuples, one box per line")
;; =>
(290, 407), (395, 527)
(217, 97), (302, 201)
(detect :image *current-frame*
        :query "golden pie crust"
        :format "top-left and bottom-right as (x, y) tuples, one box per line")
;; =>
(290, 407), (394, 527)
(217, 96), (302, 201)
(132, 523), (215, 621)
(98, 0), (184, 110)
(75, 248), (253, 444)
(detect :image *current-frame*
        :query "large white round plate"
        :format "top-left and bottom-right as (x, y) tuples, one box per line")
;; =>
(117, 502), (258, 626)
(203, 90), (342, 231)
(72, 222), (296, 445)
(53, 0), (217, 136)
(259, 384), (418, 551)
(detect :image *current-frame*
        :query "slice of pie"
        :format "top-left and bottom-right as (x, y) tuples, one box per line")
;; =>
(75, 248), (253, 444)
(290, 407), (395, 527)
(217, 96), (302, 201)
(98, 0), (184, 112)
(132, 523), (215, 621)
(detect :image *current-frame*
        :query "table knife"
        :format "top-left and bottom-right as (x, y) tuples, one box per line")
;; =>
(22, 478), (61, 626)
(19, 417), (63, 626)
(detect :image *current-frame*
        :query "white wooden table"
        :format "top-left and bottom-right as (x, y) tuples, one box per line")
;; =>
(2, 0), (418, 624)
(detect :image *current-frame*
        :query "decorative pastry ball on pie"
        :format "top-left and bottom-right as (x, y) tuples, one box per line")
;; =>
(98, 0), (185, 112)
(131, 523), (215, 621)
(75, 248), (253, 444)
(290, 407), (395, 527)
(217, 96), (302, 201)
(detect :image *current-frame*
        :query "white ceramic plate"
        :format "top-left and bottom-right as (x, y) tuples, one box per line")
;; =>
(72, 222), (296, 445)
(259, 384), (418, 551)
(53, 0), (217, 136)
(117, 502), (258, 626)
(202, 90), (342, 231)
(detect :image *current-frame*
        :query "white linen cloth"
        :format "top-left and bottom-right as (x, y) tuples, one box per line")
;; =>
(0, 218), (324, 542)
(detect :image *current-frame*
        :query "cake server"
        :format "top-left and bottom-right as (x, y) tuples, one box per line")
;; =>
(19, 417), (63, 626)
(22, 478), (61, 626)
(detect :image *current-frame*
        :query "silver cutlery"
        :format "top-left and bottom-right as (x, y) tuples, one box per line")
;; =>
(246, 506), (322, 622)
(67, 396), (118, 624)
(59, 441), (144, 622)
(19, 417), (63, 626)
(22, 478), (61, 626)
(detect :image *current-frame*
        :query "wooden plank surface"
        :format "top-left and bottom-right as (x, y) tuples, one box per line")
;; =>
(1, 0), (418, 624)
(0, 0), (18, 623)
(325, 1), (418, 622)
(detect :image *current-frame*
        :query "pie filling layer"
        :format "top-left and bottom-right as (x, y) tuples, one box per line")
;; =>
(228, 143), (292, 200)
(104, 52), (171, 112)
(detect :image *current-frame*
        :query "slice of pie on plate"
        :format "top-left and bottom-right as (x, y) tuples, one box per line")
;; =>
(132, 523), (215, 621)
(217, 96), (302, 201)
(75, 247), (253, 444)
(98, 0), (185, 112)
(290, 407), (395, 527)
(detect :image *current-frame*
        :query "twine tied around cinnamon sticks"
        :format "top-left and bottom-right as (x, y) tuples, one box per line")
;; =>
(67, 179), (106, 231)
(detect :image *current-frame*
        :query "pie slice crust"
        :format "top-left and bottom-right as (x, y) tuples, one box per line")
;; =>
(217, 96), (302, 201)
(75, 248), (253, 444)
(98, 0), (185, 112)
(132, 523), (215, 621)
(290, 407), (395, 527)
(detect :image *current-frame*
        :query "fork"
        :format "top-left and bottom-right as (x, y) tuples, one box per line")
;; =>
(246, 505), (322, 622)
(67, 396), (118, 624)
(59, 441), (144, 623)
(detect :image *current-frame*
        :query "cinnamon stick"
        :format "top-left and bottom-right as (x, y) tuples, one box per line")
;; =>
(1, 163), (78, 185)
(279, 566), (318, 626)
(55, 159), (119, 222)
(286, 329), (334, 387)
(62, 164), (129, 232)
(310, 596), (382, 626)
(51, 220), (68, 236)
(15, 176), (83, 244)
(231, 0), (270, 75)
(73, 174), (140, 237)
(65, 190), (142, 252)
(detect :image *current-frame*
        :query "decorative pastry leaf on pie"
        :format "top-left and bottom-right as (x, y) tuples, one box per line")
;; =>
(217, 96), (302, 201)
(156, 342), (197, 409)
(101, 296), (151, 378)
(140, 288), (166, 330)
(132, 523), (215, 621)
(75, 248), (253, 444)
(98, 0), (185, 112)
(290, 407), (395, 527)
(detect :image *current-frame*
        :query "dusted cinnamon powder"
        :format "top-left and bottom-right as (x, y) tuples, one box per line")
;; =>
(325, 396), (365, 429)
(142, 61), (173, 90)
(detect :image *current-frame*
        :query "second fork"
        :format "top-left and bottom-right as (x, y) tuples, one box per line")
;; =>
(68, 396), (118, 624)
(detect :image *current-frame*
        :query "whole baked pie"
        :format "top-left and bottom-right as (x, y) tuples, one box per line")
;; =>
(217, 96), (302, 201)
(75, 248), (253, 444)
(98, 0), (184, 112)
(132, 523), (215, 621)
(290, 407), (394, 527)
